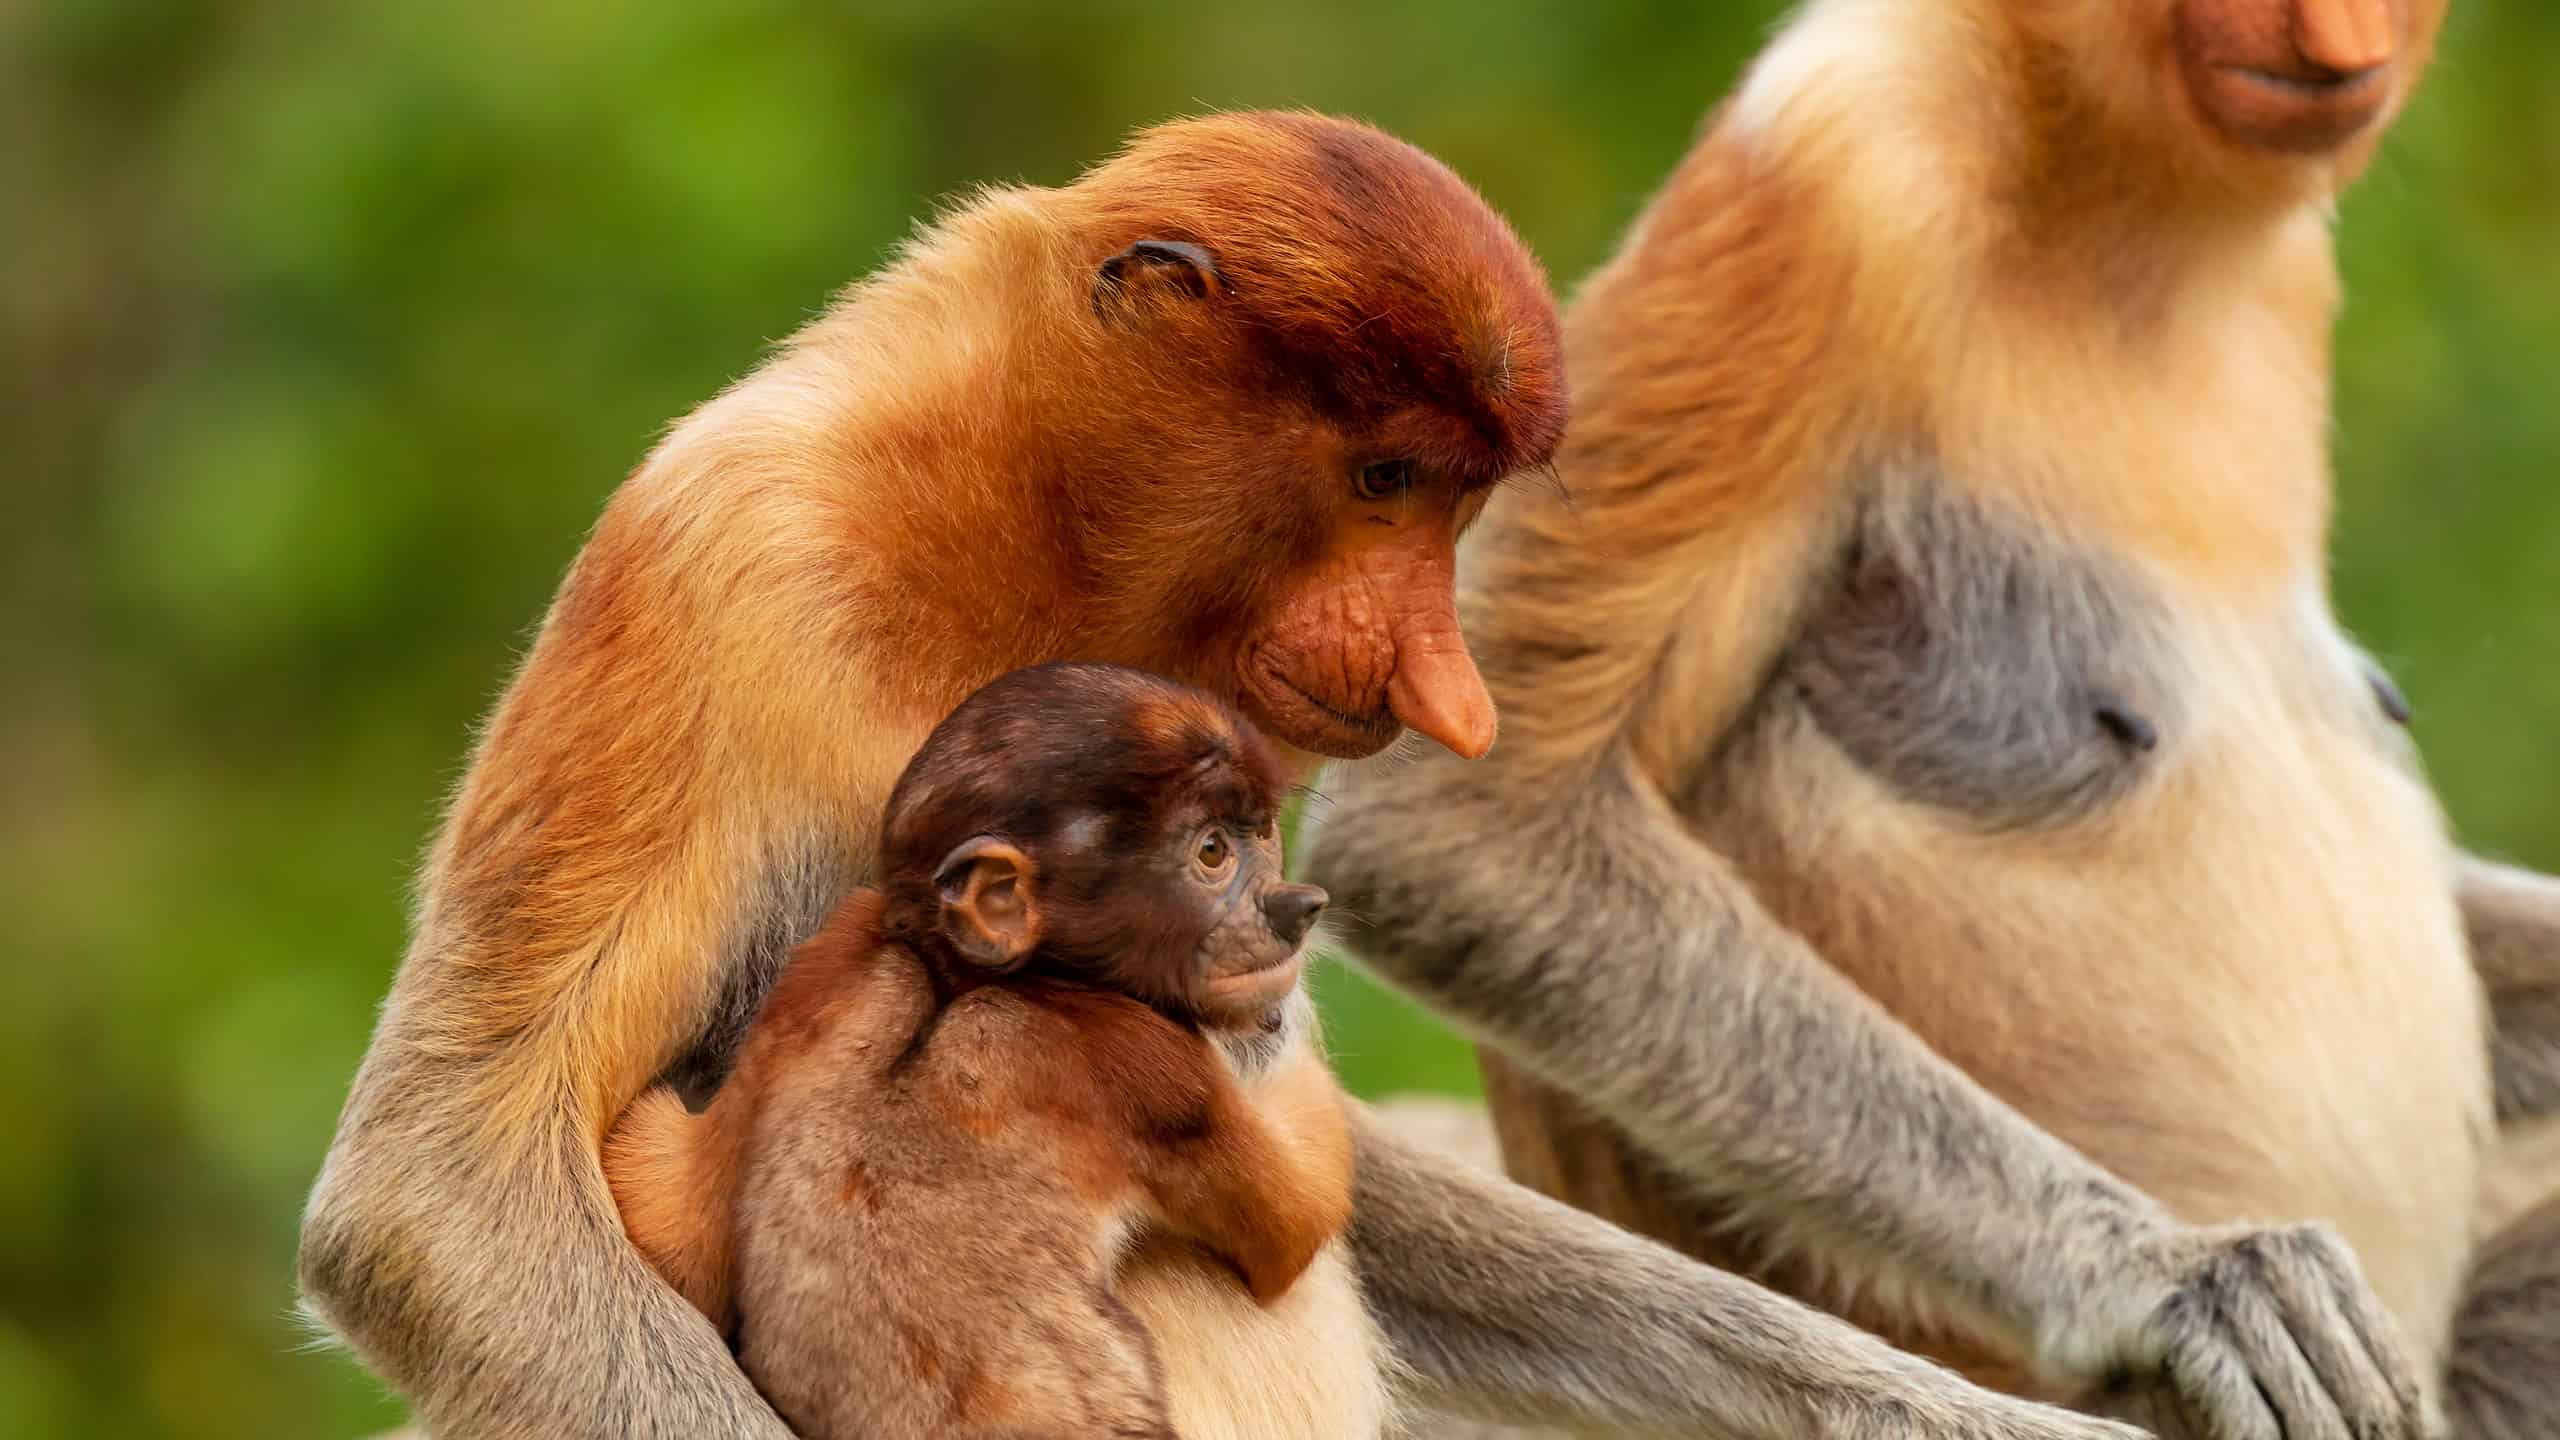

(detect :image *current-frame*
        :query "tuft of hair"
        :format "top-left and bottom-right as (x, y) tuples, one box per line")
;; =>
(876, 662), (1289, 923)
(1060, 110), (1568, 481)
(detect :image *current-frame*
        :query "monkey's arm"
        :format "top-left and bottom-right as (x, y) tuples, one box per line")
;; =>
(297, 485), (877, 1438)
(1346, 1106), (2141, 1440)
(1307, 740), (2428, 1439)
(2460, 856), (2560, 1125)
(1136, 1102), (1331, 1305)
(303, 914), (799, 1440)
(1083, 999), (1346, 1305)
(300, 828), (821, 1439)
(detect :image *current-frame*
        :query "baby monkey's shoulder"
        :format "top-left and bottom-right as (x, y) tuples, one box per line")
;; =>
(913, 979), (1241, 1147)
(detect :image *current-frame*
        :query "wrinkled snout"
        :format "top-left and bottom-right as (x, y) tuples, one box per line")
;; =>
(1262, 883), (1328, 947)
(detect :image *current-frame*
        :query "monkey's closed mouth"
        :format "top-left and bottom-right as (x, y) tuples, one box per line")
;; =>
(1229, 947), (1309, 976)
(2221, 64), (2385, 100)
(1207, 951), (1307, 1001)
(1266, 671), (1398, 749)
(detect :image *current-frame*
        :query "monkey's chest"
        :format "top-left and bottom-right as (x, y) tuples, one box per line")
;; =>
(1765, 492), (2176, 830)
(1118, 1237), (1395, 1440)
(1704, 492), (2489, 1361)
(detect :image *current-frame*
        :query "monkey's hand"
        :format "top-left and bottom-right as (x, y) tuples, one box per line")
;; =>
(2054, 1220), (2437, 1440)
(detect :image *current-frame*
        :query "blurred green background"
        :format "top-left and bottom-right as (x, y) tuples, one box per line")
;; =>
(5, 1), (2555, 1436)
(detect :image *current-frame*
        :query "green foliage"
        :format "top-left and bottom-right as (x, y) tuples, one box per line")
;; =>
(3, 3), (2553, 1436)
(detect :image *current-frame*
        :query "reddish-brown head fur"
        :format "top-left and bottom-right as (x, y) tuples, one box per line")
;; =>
(875, 663), (1322, 1026)
(751, 111), (1563, 763)
(1016, 111), (1568, 761)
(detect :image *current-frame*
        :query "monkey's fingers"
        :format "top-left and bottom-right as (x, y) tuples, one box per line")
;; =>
(2214, 1272), (2350, 1440)
(2158, 1299), (2282, 1440)
(2284, 1229), (2434, 1440)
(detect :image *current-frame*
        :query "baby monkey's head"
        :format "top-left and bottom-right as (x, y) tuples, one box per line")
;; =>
(878, 663), (1327, 1027)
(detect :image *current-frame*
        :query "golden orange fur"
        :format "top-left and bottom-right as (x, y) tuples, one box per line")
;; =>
(1299, 3), (2533, 1438)
(1473, 0), (2482, 1396)
(298, 111), (1559, 1439)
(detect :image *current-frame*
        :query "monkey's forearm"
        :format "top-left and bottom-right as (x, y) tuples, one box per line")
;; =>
(2461, 856), (2560, 1124)
(1347, 1106), (2137, 1440)
(1307, 750), (2177, 1378)
(300, 1063), (794, 1439)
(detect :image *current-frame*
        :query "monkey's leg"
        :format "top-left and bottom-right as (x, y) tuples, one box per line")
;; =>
(2460, 859), (2560, 1130)
(1345, 1105), (2143, 1440)
(2442, 1191), (2560, 1440)
(2460, 859), (2560, 1240)
(1361, 1099), (1560, 1440)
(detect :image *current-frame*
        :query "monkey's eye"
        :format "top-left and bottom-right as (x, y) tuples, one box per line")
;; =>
(1193, 827), (1234, 876)
(1353, 459), (1417, 502)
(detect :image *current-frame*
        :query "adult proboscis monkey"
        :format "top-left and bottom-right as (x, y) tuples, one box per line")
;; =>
(1308, 3), (2560, 1438)
(300, 110), (2142, 1440)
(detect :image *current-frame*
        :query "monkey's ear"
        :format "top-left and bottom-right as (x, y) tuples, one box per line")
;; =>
(933, 837), (1042, 971)
(1092, 239), (1222, 321)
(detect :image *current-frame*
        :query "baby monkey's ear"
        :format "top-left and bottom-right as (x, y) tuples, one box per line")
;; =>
(1091, 238), (1221, 321)
(934, 836), (1043, 971)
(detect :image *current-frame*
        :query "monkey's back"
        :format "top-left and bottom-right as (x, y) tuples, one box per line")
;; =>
(725, 959), (1393, 1440)
(729, 955), (1187, 1439)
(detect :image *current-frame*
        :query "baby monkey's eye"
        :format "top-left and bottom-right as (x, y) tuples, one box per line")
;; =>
(1353, 459), (1417, 502)
(1193, 827), (1233, 874)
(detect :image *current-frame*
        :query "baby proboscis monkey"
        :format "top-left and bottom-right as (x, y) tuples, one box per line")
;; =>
(606, 664), (1370, 1440)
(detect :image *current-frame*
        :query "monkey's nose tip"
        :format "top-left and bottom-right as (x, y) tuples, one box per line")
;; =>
(1263, 885), (1328, 946)
(2292, 0), (2397, 81)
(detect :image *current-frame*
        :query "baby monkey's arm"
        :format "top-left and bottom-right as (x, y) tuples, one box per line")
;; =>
(1057, 991), (1355, 1305)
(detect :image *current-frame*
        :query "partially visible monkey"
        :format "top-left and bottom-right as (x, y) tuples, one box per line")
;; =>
(300, 110), (2142, 1440)
(1307, 2), (2560, 1439)
(606, 663), (1370, 1440)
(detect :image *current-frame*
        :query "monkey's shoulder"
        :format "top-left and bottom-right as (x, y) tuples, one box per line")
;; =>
(903, 982), (1235, 1145)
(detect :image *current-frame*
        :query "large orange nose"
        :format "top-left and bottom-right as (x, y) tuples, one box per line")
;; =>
(1385, 609), (1496, 759)
(2294, 0), (2396, 77)
(1379, 542), (1497, 759)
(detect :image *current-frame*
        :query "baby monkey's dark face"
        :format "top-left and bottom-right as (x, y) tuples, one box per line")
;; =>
(1109, 804), (1328, 1026)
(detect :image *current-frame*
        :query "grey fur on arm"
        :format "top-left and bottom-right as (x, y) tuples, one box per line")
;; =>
(1306, 745), (2431, 1440)
(1313, 747), (2157, 1368)
(299, 1084), (796, 1440)
(1346, 1104), (2144, 1440)
(2459, 856), (2560, 1126)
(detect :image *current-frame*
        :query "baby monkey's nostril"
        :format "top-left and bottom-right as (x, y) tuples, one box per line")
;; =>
(1262, 885), (1329, 947)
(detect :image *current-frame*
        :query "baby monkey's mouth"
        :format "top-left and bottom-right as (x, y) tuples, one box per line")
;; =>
(1199, 944), (1311, 1021)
